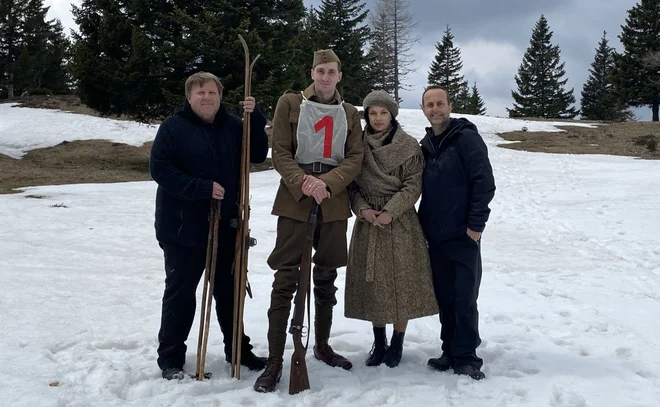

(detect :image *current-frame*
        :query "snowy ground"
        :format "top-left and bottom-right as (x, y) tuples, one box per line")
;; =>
(1, 103), (659, 406)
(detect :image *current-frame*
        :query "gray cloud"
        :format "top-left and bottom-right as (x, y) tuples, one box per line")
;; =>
(47, 0), (651, 119)
(399, 0), (646, 118)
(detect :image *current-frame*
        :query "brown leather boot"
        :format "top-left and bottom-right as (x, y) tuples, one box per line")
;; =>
(313, 341), (353, 370)
(253, 356), (283, 393)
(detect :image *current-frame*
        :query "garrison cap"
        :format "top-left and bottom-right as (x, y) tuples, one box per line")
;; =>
(313, 49), (341, 68)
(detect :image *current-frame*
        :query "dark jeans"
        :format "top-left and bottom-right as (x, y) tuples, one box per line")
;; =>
(428, 234), (483, 369)
(156, 224), (253, 370)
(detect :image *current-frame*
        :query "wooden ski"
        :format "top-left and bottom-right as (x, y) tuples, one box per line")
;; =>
(195, 199), (221, 380)
(231, 33), (260, 380)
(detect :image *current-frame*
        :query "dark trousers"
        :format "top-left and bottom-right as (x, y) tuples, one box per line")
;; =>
(428, 234), (483, 369)
(265, 211), (348, 358)
(156, 224), (253, 370)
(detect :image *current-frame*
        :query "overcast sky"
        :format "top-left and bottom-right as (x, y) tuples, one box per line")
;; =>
(45, 0), (650, 120)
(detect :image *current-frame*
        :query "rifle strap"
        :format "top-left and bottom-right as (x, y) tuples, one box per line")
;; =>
(305, 270), (311, 349)
(303, 202), (318, 350)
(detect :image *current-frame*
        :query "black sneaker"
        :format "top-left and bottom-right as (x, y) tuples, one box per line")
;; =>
(162, 367), (185, 380)
(453, 364), (485, 380)
(427, 353), (453, 372)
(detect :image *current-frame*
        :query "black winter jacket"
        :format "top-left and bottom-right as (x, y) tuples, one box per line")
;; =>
(418, 118), (495, 244)
(149, 101), (268, 248)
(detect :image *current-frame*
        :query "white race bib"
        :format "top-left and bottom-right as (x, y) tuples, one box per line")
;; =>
(295, 98), (348, 166)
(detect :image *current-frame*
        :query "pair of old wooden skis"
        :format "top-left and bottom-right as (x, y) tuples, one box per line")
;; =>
(195, 34), (260, 381)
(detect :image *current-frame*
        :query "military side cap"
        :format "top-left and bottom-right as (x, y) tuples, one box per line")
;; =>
(313, 49), (341, 68)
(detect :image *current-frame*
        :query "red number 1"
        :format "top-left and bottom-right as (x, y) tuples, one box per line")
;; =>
(314, 116), (334, 158)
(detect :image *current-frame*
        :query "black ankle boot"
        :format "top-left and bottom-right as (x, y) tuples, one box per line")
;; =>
(366, 326), (389, 366)
(382, 330), (404, 368)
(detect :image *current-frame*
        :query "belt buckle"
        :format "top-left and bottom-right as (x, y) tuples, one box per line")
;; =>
(312, 162), (322, 173)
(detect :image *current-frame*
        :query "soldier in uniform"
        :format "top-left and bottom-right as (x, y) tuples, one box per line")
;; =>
(253, 49), (364, 393)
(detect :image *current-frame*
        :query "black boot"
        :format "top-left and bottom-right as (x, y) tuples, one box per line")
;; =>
(366, 326), (389, 367)
(428, 352), (454, 372)
(161, 367), (185, 380)
(454, 364), (486, 380)
(382, 330), (405, 368)
(253, 356), (283, 392)
(241, 351), (268, 371)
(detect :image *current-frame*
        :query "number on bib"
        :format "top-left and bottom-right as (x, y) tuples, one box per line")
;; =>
(314, 115), (334, 159)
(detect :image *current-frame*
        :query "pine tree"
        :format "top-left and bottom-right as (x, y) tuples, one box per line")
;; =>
(454, 80), (471, 113)
(612, 0), (660, 121)
(427, 25), (467, 108)
(70, 0), (136, 116)
(465, 82), (486, 115)
(0, 0), (26, 98)
(580, 31), (631, 121)
(313, 0), (374, 105)
(508, 15), (577, 118)
(0, 0), (69, 97)
(71, 0), (305, 120)
(366, 3), (396, 97)
(287, 7), (320, 92)
(13, 0), (49, 92)
(366, 0), (417, 103)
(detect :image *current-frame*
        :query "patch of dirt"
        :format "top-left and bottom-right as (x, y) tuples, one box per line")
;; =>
(1, 96), (274, 194)
(0, 139), (273, 194)
(0, 94), (145, 122)
(498, 122), (660, 159)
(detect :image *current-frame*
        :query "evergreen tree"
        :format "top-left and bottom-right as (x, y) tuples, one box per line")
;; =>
(466, 82), (486, 115)
(427, 25), (467, 107)
(580, 31), (631, 121)
(70, 0), (136, 116)
(0, 0), (69, 97)
(206, 0), (305, 115)
(454, 79), (471, 113)
(41, 20), (70, 93)
(313, 0), (374, 105)
(612, 0), (660, 121)
(508, 15), (577, 118)
(366, 1), (396, 98)
(0, 0), (25, 98)
(71, 0), (305, 120)
(287, 7), (320, 92)
(13, 0), (50, 92)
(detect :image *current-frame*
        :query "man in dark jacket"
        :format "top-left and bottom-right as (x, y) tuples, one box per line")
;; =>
(149, 71), (269, 380)
(418, 85), (496, 380)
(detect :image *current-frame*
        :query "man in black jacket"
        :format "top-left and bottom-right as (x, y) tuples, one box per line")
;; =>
(149, 72), (269, 380)
(418, 85), (496, 380)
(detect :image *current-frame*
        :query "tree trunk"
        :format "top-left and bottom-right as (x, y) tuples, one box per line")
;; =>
(393, 0), (399, 102)
(652, 102), (659, 121)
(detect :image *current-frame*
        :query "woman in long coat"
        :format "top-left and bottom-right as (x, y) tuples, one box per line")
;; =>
(345, 90), (438, 368)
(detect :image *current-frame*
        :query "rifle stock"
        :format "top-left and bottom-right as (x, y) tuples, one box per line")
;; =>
(288, 201), (319, 395)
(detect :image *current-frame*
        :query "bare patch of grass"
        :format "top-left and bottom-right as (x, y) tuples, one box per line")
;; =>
(498, 122), (660, 159)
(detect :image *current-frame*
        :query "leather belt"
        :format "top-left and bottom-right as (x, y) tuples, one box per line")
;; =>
(299, 162), (336, 174)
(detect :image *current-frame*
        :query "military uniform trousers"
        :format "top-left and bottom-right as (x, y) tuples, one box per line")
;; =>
(266, 208), (348, 358)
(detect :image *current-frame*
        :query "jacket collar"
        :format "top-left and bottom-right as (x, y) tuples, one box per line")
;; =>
(303, 84), (342, 105)
(420, 118), (466, 155)
(175, 100), (229, 126)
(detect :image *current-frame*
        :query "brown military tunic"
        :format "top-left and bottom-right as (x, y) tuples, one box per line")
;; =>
(265, 84), (364, 358)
